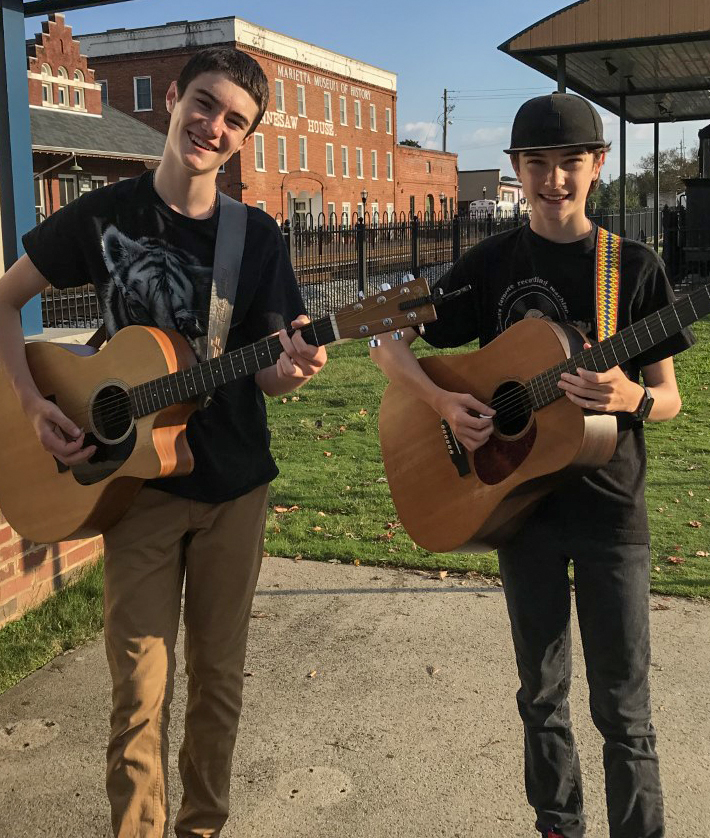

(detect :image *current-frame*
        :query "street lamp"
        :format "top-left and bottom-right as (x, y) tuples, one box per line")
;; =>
(482, 185), (487, 200)
(439, 191), (446, 218)
(360, 188), (368, 220)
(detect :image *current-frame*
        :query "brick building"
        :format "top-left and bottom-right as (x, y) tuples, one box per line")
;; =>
(27, 15), (166, 223)
(77, 16), (457, 222)
(397, 146), (459, 218)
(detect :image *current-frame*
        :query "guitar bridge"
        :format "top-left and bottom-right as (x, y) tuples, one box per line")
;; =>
(440, 419), (471, 478)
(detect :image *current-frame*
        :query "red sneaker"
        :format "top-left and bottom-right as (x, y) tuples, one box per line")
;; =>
(542, 831), (565, 838)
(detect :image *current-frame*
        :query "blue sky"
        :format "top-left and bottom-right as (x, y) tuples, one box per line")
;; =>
(26, 0), (707, 180)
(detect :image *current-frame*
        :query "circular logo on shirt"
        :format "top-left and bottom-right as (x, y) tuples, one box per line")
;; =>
(497, 277), (569, 332)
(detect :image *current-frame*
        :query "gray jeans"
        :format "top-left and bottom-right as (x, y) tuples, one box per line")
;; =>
(498, 520), (664, 838)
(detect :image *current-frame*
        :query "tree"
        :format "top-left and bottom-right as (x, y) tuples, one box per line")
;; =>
(590, 174), (642, 214)
(398, 139), (421, 148)
(635, 146), (699, 200)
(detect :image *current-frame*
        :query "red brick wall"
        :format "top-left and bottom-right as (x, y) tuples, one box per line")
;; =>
(28, 14), (101, 114)
(395, 147), (458, 217)
(87, 44), (399, 219)
(0, 509), (102, 628)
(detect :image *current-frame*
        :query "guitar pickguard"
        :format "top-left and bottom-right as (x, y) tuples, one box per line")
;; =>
(68, 428), (137, 486)
(473, 422), (537, 486)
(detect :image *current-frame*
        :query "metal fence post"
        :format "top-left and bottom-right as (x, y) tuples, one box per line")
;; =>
(452, 214), (460, 263)
(411, 216), (419, 277)
(356, 216), (367, 296)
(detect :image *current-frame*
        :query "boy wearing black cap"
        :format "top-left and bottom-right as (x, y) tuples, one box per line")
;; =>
(371, 93), (693, 838)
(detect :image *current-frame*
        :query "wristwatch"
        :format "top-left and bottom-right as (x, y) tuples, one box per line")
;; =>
(632, 385), (654, 422)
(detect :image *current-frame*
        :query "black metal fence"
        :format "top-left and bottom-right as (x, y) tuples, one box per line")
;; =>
(40, 208), (668, 328)
(661, 206), (710, 291)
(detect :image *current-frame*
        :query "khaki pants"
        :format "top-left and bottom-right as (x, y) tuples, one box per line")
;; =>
(102, 483), (270, 838)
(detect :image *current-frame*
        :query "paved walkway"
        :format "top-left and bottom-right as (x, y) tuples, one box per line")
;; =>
(1, 557), (708, 838)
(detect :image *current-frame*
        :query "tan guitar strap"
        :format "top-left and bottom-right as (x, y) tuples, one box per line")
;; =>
(595, 226), (622, 341)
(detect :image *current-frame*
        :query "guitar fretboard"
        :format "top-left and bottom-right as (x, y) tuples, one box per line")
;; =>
(128, 316), (336, 418)
(526, 284), (709, 411)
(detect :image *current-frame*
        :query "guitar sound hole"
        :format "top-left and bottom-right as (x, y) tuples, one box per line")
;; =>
(91, 385), (133, 443)
(491, 380), (531, 437)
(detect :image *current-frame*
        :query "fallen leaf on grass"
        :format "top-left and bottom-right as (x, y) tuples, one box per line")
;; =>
(353, 558), (360, 566)
(696, 550), (709, 557)
(688, 490), (694, 497)
(666, 556), (685, 564)
(312, 526), (322, 532)
(358, 409), (368, 415)
(273, 505), (300, 514)
(651, 603), (671, 611)
(251, 611), (272, 619)
(376, 477), (387, 483)
(317, 511), (326, 517)
(291, 395), (300, 401)
(323, 451), (332, 457)
(689, 520), (702, 528)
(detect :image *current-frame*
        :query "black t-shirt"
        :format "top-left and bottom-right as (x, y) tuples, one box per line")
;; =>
(423, 223), (694, 544)
(23, 172), (305, 503)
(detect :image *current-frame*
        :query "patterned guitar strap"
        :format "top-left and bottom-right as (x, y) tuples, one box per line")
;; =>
(595, 225), (622, 341)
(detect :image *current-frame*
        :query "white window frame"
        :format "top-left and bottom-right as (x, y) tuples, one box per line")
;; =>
(275, 79), (285, 113)
(256, 200), (267, 212)
(426, 160), (432, 174)
(34, 175), (45, 223)
(371, 149), (378, 180)
(324, 91), (332, 123)
(339, 95), (347, 125)
(57, 66), (69, 108)
(58, 174), (77, 207)
(133, 76), (152, 112)
(90, 176), (108, 190)
(342, 201), (351, 225)
(386, 151), (393, 181)
(278, 136), (288, 173)
(325, 143), (335, 177)
(299, 135), (308, 170)
(341, 145), (349, 178)
(254, 133), (266, 171)
(370, 104), (376, 131)
(73, 70), (85, 109)
(354, 100), (361, 129)
(355, 147), (363, 179)
(385, 107), (392, 134)
(41, 82), (52, 105)
(327, 201), (336, 223)
(297, 84), (306, 117)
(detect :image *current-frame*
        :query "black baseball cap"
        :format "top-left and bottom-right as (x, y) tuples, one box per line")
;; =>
(505, 92), (607, 153)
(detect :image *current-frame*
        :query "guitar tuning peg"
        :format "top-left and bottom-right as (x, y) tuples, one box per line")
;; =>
(358, 290), (365, 300)
(404, 273), (415, 283)
(391, 330), (404, 341)
(368, 337), (381, 348)
(380, 283), (391, 292)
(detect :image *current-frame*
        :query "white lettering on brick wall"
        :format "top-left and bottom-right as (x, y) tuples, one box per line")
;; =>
(276, 64), (371, 101)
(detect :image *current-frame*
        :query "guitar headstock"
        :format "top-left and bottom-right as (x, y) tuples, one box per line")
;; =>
(333, 278), (437, 342)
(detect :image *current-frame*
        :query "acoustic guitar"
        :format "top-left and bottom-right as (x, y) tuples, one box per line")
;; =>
(0, 280), (436, 544)
(378, 282), (709, 553)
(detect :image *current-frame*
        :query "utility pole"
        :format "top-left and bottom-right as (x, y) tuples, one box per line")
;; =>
(443, 88), (448, 152)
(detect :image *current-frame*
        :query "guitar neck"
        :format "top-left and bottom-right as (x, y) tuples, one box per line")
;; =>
(129, 316), (336, 418)
(528, 283), (709, 411)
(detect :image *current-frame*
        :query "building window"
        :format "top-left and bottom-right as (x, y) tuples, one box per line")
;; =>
(386, 151), (393, 181)
(502, 190), (514, 202)
(371, 149), (378, 180)
(42, 83), (52, 104)
(355, 147), (363, 179)
(339, 96), (347, 125)
(134, 76), (152, 111)
(254, 133), (265, 171)
(257, 200), (267, 212)
(299, 136), (308, 170)
(91, 176), (108, 190)
(277, 136), (288, 172)
(325, 143), (334, 177)
(385, 107), (392, 134)
(370, 104), (376, 131)
(324, 92), (332, 123)
(73, 70), (85, 109)
(34, 176), (45, 223)
(354, 100), (361, 128)
(58, 174), (77, 207)
(342, 202), (351, 225)
(297, 84), (306, 117)
(57, 66), (69, 107)
(275, 79), (285, 113)
(426, 160), (432, 174)
(97, 80), (108, 105)
(341, 146), (349, 178)
(327, 201), (336, 223)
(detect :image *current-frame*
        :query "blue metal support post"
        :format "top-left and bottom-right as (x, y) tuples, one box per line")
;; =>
(0, 0), (43, 334)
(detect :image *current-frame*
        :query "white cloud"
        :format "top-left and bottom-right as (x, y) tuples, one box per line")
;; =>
(399, 121), (440, 149)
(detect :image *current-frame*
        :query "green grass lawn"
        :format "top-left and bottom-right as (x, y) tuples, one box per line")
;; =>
(1, 318), (708, 693)
(265, 318), (710, 597)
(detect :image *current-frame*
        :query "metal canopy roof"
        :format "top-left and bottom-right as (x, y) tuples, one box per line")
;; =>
(499, 0), (710, 124)
(23, 0), (127, 17)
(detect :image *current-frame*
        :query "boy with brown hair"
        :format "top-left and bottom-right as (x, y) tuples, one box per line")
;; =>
(0, 46), (326, 837)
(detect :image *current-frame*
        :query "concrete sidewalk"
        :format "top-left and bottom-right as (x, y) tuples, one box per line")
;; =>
(0, 557), (708, 838)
